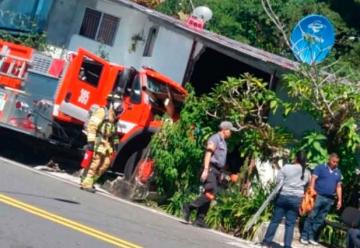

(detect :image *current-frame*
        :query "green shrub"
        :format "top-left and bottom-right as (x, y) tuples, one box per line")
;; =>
(206, 184), (273, 239)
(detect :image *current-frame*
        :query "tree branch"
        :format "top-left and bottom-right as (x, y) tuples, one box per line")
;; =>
(261, 0), (291, 49)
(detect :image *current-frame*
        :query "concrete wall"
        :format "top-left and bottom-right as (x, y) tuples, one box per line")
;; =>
(140, 25), (193, 83)
(46, 0), (97, 47)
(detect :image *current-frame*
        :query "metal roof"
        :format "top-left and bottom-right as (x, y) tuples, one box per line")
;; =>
(108, 0), (299, 74)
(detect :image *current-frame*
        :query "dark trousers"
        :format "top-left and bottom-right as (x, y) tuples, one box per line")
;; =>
(347, 228), (360, 248)
(188, 167), (220, 221)
(301, 194), (334, 241)
(263, 194), (302, 248)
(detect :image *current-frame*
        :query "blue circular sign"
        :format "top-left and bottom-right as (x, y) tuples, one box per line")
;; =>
(290, 14), (335, 65)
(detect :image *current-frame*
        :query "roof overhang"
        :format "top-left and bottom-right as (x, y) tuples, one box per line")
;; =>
(107, 0), (299, 74)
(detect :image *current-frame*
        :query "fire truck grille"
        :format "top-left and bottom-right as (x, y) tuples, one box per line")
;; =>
(31, 53), (53, 74)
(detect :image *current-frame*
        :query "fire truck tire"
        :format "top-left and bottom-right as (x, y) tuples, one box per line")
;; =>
(124, 149), (143, 180)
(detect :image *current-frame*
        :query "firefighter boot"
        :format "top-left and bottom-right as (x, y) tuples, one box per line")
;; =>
(81, 176), (96, 193)
(88, 175), (100, 190)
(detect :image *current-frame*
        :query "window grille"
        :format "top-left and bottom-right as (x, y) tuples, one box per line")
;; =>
(80, 8), (119, 46)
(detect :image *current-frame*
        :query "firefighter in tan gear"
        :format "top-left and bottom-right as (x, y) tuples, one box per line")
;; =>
(81, 94), (122, 192)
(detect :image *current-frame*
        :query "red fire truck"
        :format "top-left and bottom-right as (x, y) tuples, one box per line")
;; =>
(0, 40), (187, 191)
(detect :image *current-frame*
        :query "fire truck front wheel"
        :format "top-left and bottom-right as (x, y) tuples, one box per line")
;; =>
(123, 149), (144, 181)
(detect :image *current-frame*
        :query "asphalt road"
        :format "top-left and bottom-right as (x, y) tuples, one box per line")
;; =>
(0, 157), (257, 248)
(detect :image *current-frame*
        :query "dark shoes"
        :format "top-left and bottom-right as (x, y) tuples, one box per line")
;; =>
(81, 187), (96, 193)
(182, 203), (209, 228)
(182, 204), (191, 223)
(193, 218), (209, 228)
(259, 241), (272, 248)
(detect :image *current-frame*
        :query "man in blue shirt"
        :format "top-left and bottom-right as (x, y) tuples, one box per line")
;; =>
(300, 153), (342, 246)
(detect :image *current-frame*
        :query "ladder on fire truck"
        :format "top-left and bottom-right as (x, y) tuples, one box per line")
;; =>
(0, 45), (30, 83)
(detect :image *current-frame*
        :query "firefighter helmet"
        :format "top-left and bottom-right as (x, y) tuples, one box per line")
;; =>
(107, 93), (123, 115)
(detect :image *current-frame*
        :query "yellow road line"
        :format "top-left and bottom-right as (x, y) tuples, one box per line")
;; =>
(0, 194), (142, 248)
